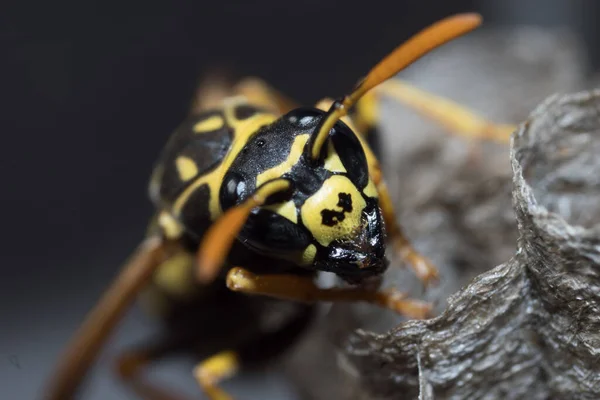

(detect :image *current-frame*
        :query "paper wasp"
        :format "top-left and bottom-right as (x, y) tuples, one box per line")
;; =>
(45, 13), (513, 400)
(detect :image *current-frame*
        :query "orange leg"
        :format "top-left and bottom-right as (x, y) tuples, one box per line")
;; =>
(233, 77), (299, 114)
(346, 79), (515, 286)
(193, 351), (240, 400)
(116, 342), (240, 400)
(190, 74), (299, 116)
(372, 168), (439, 287)
(374, 79), (516, 143)
(44, 237), (175, 400)
(116, 348), (192, 400)
(226, 267), (432, 319)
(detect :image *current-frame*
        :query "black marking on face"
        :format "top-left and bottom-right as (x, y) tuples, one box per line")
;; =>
(288, 160), (331, 207)
(321, 192), (353, 227)
(179, 184), (212, 238)
(226, 113), (309, 197)
(337, 192), (352, 212)
(288, 107), (369, 189)
(279, 108), (335, 205)
(234, 104), (260, 120)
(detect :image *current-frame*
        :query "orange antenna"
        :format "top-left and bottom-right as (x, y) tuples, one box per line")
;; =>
(306, 13), (482, 161)
(196, 179), (291, 283)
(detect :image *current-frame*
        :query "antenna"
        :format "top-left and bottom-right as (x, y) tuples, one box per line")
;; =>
(306, 13), (483, 162)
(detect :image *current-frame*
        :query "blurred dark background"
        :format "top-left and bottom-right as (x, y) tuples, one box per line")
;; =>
(2, 0), (599, 399)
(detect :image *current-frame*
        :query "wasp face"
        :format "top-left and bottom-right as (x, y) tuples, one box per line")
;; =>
(302, 173), (388, 283)
(220, 107), (387, 282)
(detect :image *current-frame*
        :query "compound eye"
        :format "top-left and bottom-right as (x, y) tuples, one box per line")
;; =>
(220, 171), (248, 210)
(331, 121), (369, 189)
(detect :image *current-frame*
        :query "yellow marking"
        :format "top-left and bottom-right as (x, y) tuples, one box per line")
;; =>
(264, 199), (297, 223)
(301, 175), (367, 247)
(194, 351), (239, 399)
(363, 178), (378, 198)
(301, 244), (317, 265)
(196, 351), (239, 379)
(324, 141), (346, 173)
(256, 134), (309, 187)
(158, 210), (184, 239)
(193, 115), (224, 133)
(173, 99), (278, 221)
(175, 156), (199, 181)
(154, 251), (196, 297)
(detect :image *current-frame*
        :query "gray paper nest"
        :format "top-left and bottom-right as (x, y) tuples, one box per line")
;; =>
(343, 90), (600, 400)
(283, 27), (600, 400)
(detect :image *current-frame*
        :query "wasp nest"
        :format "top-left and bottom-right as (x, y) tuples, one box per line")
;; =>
(283, 26), (595, 400)
(342, 90), (600, 400)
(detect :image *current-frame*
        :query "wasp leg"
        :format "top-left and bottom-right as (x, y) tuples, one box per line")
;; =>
(372, 168), (439, 287)
(373, 79), (516, 143)
(233, 77), (299, 115)
(351, 90), (379, 137)
(44, 237), (175, 400)
(226, 267), (431, 319)
(191, 301), (313, 400)
(116, 347), (193, 400)
(193, 351), (239, 400)
(116, 330), (242, 400)
(190, 73), (238, 113)
(189, 73), (298, 116)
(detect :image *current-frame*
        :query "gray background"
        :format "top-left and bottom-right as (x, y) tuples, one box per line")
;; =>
(2, 0), (599, 399)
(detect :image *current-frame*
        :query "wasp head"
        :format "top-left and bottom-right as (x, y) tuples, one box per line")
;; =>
(219, 107), (388, 283)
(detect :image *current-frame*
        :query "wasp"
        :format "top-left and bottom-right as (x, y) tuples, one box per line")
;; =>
(45, 13), (515, 400)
